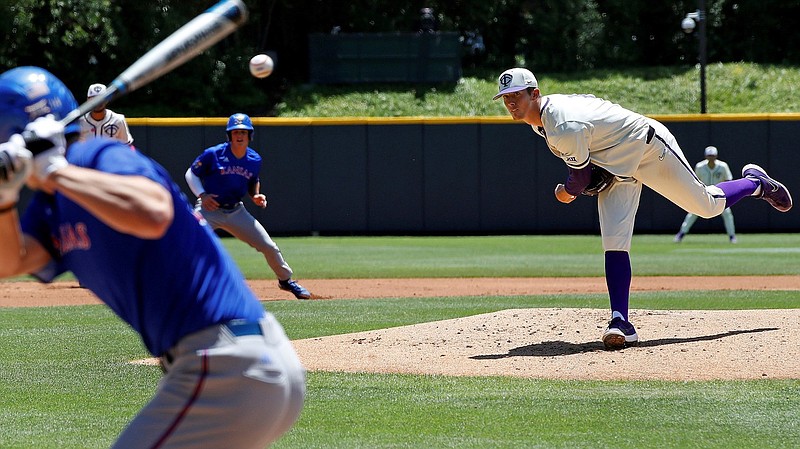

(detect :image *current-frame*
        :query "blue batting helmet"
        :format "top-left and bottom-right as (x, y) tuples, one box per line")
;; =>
(0, 66), (80, 143)
(226, 113), (254, 140)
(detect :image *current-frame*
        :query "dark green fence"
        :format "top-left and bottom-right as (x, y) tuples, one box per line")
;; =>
(123, 115), (799, 235)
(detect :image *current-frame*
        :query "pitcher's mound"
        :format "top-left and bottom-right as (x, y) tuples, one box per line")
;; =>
(293, 308), (800, 381)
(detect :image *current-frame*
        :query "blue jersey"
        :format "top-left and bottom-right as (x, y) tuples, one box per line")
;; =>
(189, 143), (262, 208)
(20, 138), (266, 356)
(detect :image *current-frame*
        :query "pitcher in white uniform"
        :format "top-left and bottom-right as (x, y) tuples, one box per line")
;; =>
(674, 146), (737, 243)
(493, 68), (793, 350)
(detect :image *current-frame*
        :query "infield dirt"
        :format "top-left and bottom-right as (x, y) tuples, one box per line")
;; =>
(3, 276), (799, 381)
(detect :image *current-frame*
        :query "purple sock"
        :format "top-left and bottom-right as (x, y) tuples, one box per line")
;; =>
(718, 178), (759, 208)
(605, 251), (631, 321)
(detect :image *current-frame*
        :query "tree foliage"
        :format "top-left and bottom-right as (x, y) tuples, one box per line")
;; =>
(1, 0), (799, 117)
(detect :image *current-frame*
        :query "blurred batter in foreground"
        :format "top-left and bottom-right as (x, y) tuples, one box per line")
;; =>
(0, 67), (305, 448)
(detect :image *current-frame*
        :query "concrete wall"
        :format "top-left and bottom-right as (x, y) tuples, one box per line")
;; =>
(126, 114), (800, 235)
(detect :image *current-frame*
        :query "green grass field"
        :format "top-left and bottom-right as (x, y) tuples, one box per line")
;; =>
(230, 234), (800, 278)
(1, 234), (799, 448)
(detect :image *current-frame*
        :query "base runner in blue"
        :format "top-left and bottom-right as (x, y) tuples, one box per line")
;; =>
(0, 66), (305, 449)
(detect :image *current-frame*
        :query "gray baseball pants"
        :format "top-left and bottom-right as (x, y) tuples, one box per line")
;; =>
(112, 313), (306, 449)
(679, 208), (736, 236)
(598, 119), (727, 251)
(196, 201), (293, 281)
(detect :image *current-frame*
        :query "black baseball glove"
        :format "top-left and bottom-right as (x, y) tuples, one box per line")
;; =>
(581, 165), (616, 196)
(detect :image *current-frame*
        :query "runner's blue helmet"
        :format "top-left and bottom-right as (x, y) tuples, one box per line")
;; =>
(226, 113), (254, 140)
(0, 66), (80, 142)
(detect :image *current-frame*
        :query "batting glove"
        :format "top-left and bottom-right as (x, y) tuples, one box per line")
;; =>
(0, 136), (33, 205)
(23, 115), (69, 180)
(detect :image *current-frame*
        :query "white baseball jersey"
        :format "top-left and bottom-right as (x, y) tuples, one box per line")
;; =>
(695, 159), (733, 185)
(532, 94), (651, 177)
(531, 94), (728, 251)
(79, 109), (134, 144)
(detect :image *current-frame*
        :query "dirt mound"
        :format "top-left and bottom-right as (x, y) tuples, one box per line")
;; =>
(293, 308), (800, 381)
(4, 277), (799, 380)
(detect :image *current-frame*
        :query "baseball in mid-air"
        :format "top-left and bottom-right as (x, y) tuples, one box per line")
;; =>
(249, 54), (273, 78)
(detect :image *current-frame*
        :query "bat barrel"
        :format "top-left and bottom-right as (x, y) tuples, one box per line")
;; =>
(55, 0), (247, 129)
(113, 0), (247, 96)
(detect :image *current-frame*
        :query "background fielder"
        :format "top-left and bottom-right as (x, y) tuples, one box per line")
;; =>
(185, 113), (312, 299)
(78, 83), (134, 145)
(674, 145), (737, 243)
(493, 67), (792, 350)
(0, 66), (304, 448)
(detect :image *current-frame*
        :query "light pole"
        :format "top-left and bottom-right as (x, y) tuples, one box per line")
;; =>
(682, 0), (707, 113)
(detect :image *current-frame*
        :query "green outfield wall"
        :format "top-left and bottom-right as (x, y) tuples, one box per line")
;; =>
(125, 114), (800, 235)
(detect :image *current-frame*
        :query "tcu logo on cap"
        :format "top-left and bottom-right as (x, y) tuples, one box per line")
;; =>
(500, 73), (514, 88)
